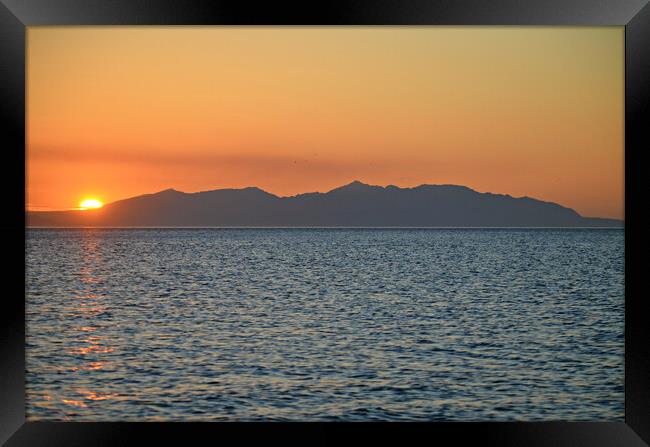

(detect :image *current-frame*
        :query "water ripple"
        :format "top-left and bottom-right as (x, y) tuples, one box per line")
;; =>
(26, 229), (624, 421)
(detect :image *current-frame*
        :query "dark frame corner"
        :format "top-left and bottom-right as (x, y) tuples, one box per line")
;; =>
(1, 1), (648, 445)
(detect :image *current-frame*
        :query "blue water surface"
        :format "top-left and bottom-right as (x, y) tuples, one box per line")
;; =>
(25, 229), (624, 421)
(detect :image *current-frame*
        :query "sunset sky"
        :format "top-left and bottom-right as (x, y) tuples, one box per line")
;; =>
(27, 27), (624, 218)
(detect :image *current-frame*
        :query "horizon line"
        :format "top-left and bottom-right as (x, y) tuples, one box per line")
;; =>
(26, 226), (625, 230)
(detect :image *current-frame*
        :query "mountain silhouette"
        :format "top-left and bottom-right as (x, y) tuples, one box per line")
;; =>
(27, 181), (623, 227)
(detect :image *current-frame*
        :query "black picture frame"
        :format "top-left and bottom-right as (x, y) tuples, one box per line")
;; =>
(1, 1), (648, 445)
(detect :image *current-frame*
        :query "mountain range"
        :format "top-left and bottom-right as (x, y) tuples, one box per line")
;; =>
(27, 181), (623, 227)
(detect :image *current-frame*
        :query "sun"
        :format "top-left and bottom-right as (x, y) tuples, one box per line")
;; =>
(79, 199), (104, 210)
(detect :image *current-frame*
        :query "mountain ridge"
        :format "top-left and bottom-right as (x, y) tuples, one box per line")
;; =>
(27, 181), (623, 228)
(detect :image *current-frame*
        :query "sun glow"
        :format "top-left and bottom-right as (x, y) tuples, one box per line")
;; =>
(79, 199), (103, 210)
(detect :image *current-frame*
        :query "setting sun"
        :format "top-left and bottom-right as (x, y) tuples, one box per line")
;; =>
(79, 199), (103, 210)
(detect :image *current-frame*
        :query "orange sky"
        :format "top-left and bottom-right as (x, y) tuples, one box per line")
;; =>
(27, 27), (624, 218)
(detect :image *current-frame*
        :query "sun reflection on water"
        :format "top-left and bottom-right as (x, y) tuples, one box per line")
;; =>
(61, 399), (88, 408)
(55, 231), (121, 415)
(78, 389), (119, 402)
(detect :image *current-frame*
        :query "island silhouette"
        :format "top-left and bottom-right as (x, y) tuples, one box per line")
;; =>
(27, 181), (623, 228)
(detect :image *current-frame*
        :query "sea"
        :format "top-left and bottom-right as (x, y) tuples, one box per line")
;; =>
(25, 228), (625, 421)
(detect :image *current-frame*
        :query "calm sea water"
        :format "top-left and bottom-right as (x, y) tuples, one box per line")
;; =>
(26, 229), (624, 421)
